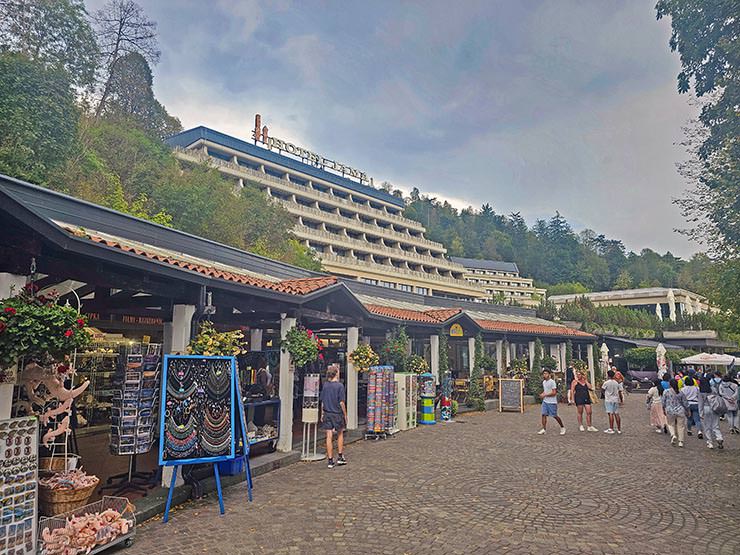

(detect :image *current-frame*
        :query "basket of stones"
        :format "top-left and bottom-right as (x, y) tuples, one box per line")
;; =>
(38, 468), (99, 516)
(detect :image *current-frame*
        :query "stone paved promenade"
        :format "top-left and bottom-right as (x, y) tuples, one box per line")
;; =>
(129, 396), (740, 554)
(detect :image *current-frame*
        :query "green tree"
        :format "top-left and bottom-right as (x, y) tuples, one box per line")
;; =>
(528, 339), (544, 399)
(467, 334), (485, 411)
(612, 269), (633, 290)
(0, 53), (79, 184)
(0, 0), (99, 87)
(565, 340), (573, 366)
(546, 282), (590, 296)
(101, 52), (181, 139)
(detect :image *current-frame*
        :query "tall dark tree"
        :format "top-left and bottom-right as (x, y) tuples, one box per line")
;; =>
(0, 0), (98, 87)
(101, 51), (181, 138)
(92, 0), (160, 117)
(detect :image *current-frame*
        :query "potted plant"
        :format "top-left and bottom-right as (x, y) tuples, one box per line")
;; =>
(281, 326), (323, 369)
(187, 321), (245, 356)
(348, 343), (379, 372)
(406, 354), (429, 375)
(380, 326), (410, 371)
(0, 285), (92, 382)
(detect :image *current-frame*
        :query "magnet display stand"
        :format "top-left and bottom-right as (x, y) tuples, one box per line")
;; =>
(0, 416), (38, 555)
(159, 356), (252, 523)
(300, 374), (324, 462)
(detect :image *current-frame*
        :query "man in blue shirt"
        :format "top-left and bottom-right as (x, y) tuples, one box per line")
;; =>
(320, 366), (348, 468)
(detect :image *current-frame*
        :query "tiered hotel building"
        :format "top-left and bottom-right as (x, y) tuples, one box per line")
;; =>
(167, 119), (486, 300)
(451, 257), (546, 307)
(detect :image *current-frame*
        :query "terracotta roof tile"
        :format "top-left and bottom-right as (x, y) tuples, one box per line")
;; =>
(73, 229), (336, 296)
(364, 304), (441, 323)
(475, 319), (594, 338)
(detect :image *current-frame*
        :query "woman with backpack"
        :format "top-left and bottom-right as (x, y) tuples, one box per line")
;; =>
(699, 370), (725, 449)
(646, 377), (667, 434)
(719, 373), (739, 434)
(662, 378), (690, 447)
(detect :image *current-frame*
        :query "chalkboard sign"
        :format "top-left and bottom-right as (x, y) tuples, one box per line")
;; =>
(499, 378), (524, 413)
(159, 355), (236, 466)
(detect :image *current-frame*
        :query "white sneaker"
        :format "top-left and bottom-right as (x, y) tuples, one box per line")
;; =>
(670, 436), (676, 445)
(587, 426), (598, 432)
(678, 441), (684, 448)
(655, 428), (663, 433)
(604, 429), (615, 434)
(537, 429), (546, 435)
(560, 427), (566, 435)
(616, 430), (622, 434)
(579, 425), (585, 432)
(707, 442), (714, 449)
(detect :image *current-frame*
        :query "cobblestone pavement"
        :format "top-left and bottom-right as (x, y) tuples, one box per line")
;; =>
(129, 396), (740, 555)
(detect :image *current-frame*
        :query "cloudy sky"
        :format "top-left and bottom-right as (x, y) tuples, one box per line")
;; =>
(93, 1), (698, 257)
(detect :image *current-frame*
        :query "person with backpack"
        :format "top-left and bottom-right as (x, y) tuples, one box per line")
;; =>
(719, 373), (739, 434)
(681, 376), (702, 439)
(699, 370), (725, 449)
(662, 378), (690, 447)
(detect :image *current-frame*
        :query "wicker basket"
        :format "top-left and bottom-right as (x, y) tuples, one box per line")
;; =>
(38, 477), (99, 516)
(39, 454), (80, 472)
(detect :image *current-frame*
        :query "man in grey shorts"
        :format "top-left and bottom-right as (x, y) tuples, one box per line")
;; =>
(320, 367), (348, 468)
(602, 370), (624, 434)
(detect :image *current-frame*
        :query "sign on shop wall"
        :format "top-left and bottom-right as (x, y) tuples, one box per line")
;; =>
(449, 324), (464, 337)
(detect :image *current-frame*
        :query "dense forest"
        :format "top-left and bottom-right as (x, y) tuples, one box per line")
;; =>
(403, 190), (712, 296)
(0, 0), (321, 271)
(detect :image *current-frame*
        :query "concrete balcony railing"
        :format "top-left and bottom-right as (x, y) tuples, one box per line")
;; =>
(319, 254), (486, 295)
(293, 227), (464, 273)
(282, 202), (445, 252)
(174, 146), (429, 233)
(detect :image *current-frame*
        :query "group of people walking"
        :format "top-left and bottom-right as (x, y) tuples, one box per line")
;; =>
(646, 368), (739, 449)
(536, 368), (625, 435)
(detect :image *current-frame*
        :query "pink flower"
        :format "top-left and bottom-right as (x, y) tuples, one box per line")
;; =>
(64, 329), (73, 337)
(306, 330), (313, 337)
(76, 318), (85, 328)
(318, 353), (324, 361)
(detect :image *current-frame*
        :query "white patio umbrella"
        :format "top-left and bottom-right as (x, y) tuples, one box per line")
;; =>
(667, 289), (677, 322)
(680, 353), (737, 366)
(655, 303), (663, 321)
(599, 343), (610, 378)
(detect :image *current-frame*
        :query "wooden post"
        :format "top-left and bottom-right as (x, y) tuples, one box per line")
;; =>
(0, 273), (25, 420)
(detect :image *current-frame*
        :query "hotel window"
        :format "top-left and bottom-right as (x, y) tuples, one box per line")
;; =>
(416, 287), (429, 295)
(361, 278), (377, 285)
(379, 281), (394, 288)
(398, 284), (413, 292)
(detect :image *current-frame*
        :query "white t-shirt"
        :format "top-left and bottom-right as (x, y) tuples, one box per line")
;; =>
(542, 378), (558, 404)
(601, 379), (623, 403)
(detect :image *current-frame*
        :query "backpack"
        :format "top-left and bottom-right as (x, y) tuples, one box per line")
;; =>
(707, 392), (727, 416)
(719, 382), (738, 412)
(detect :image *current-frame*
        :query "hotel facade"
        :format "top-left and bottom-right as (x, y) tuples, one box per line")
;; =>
(167, 119), (486, 300)
(451, 257), (546, 307)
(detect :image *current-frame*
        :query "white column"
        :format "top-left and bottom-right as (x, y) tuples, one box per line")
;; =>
(528, 340), (536, 370)
(496, 340), (504, 377)
(162, 303), (196, 487)
(587, 345), (595, 385)
(509, 342), (517, 363)
(250, 329), (263, 351)
(277, 317), (297, 452)
(468, 337), (476, 375)
(0, 273), (26, 420)
(505, 341), (511, 368)
(559, 342), (567, 372)
(430, 335), (440, 384)
(346, 327), (359, 430)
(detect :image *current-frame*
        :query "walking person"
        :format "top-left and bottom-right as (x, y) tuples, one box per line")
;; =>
(570, 371), (598, 431)
(602, 370), (624, 434)
(681, 376), (703, 439)
(566, 364), (575, 406)
(698, 370), (724, 449)
(719, 373), (739, 434)
(319, 366), (348, 468)
(646, 378), (667, 434)
(662, 378), (690, 447)
(537, 369), (565, 435)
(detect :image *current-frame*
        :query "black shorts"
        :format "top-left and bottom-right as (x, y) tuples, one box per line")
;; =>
(321, 412), (345, 432)
(575, 396), (591, 406)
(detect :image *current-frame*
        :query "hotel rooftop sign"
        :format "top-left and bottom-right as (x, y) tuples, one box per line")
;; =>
(253, 114), (372, 185)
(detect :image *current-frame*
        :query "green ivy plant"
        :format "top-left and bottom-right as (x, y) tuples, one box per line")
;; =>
(0, 285), (92, 371)
(187, 321), (245, 357)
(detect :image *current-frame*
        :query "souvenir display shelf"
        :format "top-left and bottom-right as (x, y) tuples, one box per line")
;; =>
(37, 496), (135, 555)
(72, 350), (118, 430)
(365, 366), (396, 440)
(242, 399), (279, 450)
(393, 373), (418, 432)
(0, 416), (39, 555)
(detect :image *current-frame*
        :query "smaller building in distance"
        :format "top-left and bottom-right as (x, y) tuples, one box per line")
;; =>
(451, 257), (546, 308)
(548, 287), (712, 322)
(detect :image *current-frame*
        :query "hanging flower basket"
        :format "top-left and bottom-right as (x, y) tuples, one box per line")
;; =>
(0, 285), (91, 371)
(348, 344), (379, 372)
(281, 326), (322, 369)
(406, 354), (429, 375)
(187, 321), (245, 356)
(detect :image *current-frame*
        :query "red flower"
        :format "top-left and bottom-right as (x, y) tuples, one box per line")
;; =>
(76, 318), (85, 328)
(37, 295), (47, 304)
(56, 364), (69, 374)
(0, 322), (5, 333)
(23, 283), (38, 293)
(3, 307), (16, 315)
(306, 330), (313, 337)
(64, 329), (74, 337)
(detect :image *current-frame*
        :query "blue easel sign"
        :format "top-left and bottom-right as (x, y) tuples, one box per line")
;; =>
(159, 355), (244, 522)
